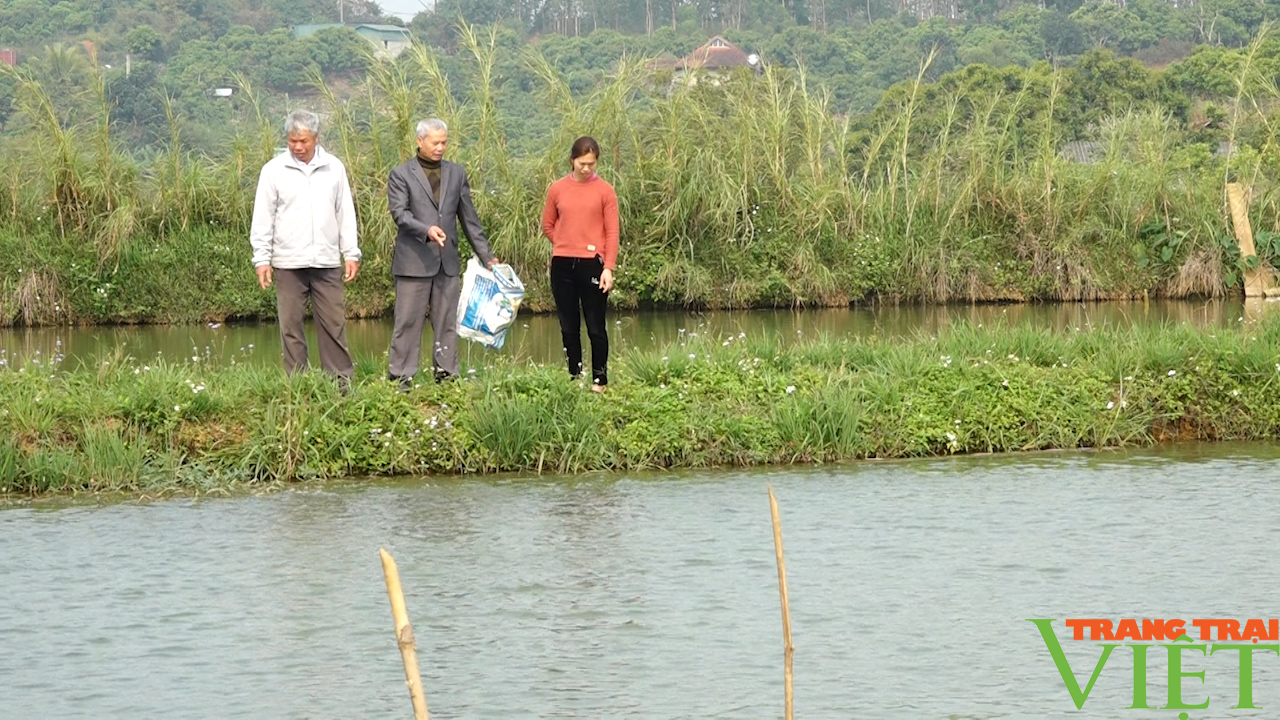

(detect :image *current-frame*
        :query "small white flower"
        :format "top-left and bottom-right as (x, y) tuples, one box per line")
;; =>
(1001, 379), (1009, 387)
(1106, 401), (1115, 410)
(1168, 370), (1177, 377)
(1232, 389), (1241, 397)
(785, 386), (795, 394)
(173, 405), (180, 412)
(689, 353), (696, 359)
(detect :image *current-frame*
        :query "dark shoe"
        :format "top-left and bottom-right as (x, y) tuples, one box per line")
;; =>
(434, 371), (457, 384)
(388, 374), (412, 393)
(337, 376), (352, 397)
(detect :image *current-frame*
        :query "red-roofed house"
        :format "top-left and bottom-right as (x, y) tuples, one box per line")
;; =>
(649, 36), (763, 84)
(684, 36), (759, 71)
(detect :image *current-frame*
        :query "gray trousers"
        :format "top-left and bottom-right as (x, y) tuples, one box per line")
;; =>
(388, 273), (461, 379)
(274, 267), (354, 379)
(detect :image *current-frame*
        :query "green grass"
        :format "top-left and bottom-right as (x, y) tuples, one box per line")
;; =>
(3, 316), (1280, 497)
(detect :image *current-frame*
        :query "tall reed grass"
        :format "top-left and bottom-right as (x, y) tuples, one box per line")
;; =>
(2, 25), (1280, 325)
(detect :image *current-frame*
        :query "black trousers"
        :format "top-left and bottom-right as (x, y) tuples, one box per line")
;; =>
(550, 255), (609, 385)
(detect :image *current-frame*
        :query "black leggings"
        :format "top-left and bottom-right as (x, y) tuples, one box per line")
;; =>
(550, 255), (609, 385)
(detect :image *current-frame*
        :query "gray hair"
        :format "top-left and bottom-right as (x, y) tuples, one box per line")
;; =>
(416, 118), (448, 138)
(285, 109), (321, 136)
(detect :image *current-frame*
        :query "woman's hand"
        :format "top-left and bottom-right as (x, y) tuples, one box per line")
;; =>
(600, 268), (614, 293)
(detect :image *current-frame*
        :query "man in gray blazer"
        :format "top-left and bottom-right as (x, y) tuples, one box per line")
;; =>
(387, 118), (497, 388)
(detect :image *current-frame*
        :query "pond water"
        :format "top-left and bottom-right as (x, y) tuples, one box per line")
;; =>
(4, 442), (1280, 718)
(0, 297), (1265, 371)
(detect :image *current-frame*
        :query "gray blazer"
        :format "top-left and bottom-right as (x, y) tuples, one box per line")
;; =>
(387, 157), (494, 278)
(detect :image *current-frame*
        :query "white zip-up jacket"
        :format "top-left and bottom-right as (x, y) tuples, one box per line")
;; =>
(249, 146), (361, 269)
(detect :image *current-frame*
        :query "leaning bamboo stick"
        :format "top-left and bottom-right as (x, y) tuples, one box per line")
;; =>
(1227, 182), (1268, 297)
(379, 547), (429, 720)
(768, 487), (794, 720)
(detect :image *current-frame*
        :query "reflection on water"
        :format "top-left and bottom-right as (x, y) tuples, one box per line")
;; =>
(3, 443), (1280, 718)
(0, 297), (1267, 371)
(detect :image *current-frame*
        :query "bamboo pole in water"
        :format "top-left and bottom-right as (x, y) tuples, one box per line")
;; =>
(379, 547), (429, 720)
(768, 487), (794, 720)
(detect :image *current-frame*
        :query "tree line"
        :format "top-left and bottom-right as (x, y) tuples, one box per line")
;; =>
(3, 0), (1280, 152)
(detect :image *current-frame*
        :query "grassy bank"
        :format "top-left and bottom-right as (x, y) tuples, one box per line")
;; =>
(3, 317), (1280, 497)
(4, 31), (1280, 324)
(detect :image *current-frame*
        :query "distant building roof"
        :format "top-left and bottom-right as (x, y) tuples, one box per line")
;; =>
(293, 23), (411, 41)
(646, 36), (761, 75)
(684, 36), (755, 70)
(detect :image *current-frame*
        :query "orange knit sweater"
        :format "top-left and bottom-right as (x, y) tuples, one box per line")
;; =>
(540, 174), (620, 270)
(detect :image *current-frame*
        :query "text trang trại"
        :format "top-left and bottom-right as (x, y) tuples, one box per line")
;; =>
(1029, 618), (1280, 712)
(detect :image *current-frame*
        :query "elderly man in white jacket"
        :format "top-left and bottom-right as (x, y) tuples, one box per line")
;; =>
(249, 109), (361, 386)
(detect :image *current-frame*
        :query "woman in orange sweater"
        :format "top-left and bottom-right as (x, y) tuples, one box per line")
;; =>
(541, 136), (620, 393)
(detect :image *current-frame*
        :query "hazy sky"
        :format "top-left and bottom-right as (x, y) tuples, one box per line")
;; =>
(376, 0), (433, 20)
